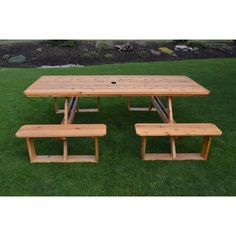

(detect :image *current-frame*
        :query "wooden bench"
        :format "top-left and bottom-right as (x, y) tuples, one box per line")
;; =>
(135, 123), (222, 161)
(16, 124), (106, 163)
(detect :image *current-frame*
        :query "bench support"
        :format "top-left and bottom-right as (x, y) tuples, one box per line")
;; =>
(128, 97), (156, 112)
(26, 138), (36, 162)
(141, 137), (147, 160)
(24, 137), (100, 163)
(95, 137), (99, 162)
(128, 96), (176, 124)
(61, 97), (79, 124)
(201, 136), (212, 159)
(78, 97), (100, 113)
(151, 96), (176, 123)
(54, 97), (100, 118)
(140, 136), (213, 161)
(54, 97), (64, 114)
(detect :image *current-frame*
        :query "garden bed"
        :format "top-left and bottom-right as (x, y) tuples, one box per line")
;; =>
(0, 40), (236, 68)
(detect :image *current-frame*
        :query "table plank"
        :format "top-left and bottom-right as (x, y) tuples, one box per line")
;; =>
(24, 75), (209, 97)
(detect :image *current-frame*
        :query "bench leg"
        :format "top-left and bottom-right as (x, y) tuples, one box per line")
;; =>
(24, 137), (99, 163)
(141, 137), (147, 160)
(201, 136), (212, 159)
(141, 136), (210, 161)
(170, 137), (177, 158)
(63, 139), (68, 161)
(95, 137), (99, 162)
(26, 138), (36, 162)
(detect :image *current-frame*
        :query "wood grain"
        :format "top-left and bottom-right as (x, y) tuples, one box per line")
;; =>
(31, 155), (97, 163)
(143, 153), (205, 161)
(135, 123), (222, 136)
(24, 75), (210, 97)
(16, 124), (107, 138)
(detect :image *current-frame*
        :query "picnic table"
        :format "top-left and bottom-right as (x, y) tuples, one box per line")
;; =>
(24, 75), (210, 124)
(16, 75), (222, 163)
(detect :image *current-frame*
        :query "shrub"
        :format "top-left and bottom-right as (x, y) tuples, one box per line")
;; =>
(137, 50), (149, 58)
(46, 40), (78, 47)
(84, 51), (99, 59)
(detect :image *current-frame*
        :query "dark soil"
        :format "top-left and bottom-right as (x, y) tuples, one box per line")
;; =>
(0, 40), (236, 68)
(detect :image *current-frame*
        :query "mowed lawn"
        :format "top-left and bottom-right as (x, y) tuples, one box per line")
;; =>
(0, 58), (235, 196)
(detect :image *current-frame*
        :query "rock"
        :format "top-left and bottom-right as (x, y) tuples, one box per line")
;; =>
(39, 65), (60, 68)
(8, 55), (26, 64)
(36, 47), (42, 52)
(114, 42), (133, 51)
(2, 54), (10, 60)
(150, 49), (161, 56)
(206, 42), (232, 53)
(158, 47), (177, 57)
(193, 47), (199, 51)
(134, 40), (147, 46)
(60, 64), (84, 68)
(95, 40), (114, 50)
(174, 45), (193, 51)
(81, 47), (89, 53)
(104, 53), (113, 59)
(38, 64), (84, 69)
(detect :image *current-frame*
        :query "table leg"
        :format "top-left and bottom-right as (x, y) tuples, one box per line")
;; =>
(150, 96), (176, 123)
(54, 97), (58, 113)
(64, 97), (69, 124)
(167, 97), (177, 158)
(167, 96), (174, 123)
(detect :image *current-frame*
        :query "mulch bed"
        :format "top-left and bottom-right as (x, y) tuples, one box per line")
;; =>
(0, 40), (236, 68)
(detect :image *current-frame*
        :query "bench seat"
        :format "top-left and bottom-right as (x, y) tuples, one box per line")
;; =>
(16, 124), (106, 163)
(135, 123), (222, 136)
(16, 124), (106, 138)
(135, 123), (222, 161)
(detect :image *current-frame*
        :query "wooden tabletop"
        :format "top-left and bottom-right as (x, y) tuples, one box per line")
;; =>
(24, 75), (210, 97)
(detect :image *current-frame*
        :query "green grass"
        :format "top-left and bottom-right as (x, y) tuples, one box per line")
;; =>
(0, 58), (235, 196)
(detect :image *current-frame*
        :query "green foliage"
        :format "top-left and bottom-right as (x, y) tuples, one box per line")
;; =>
(137, 50), (149, 58)
(84, 51), (99, 59)
(46, 40), (79, 47)
(95, 40), (114, 50)
(173, 40), (189, 45)
(0, 58), (236, 195)
(98, 43), (110, 50)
